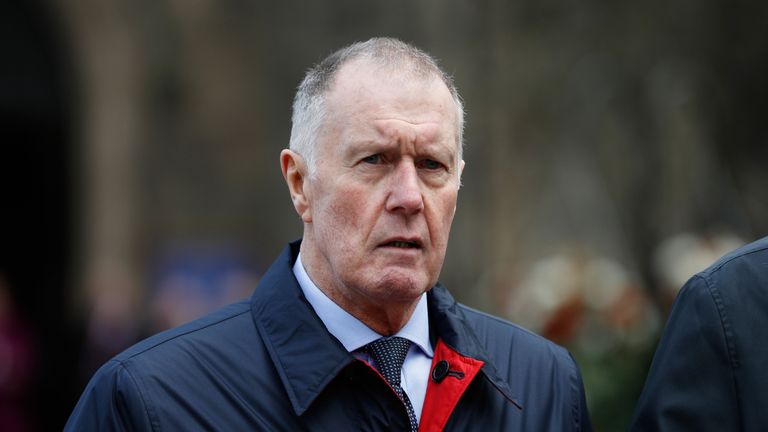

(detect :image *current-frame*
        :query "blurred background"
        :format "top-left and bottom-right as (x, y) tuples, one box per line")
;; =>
(2, 0), (767, 430)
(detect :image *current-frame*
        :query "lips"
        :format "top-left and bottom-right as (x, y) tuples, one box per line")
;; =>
(380, 238), (423, 249)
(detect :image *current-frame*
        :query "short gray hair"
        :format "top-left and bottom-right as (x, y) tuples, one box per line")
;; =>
(289, 37), (465, 175)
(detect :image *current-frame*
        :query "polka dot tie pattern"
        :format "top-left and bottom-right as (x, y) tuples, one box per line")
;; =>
(366, 337), (419, 431)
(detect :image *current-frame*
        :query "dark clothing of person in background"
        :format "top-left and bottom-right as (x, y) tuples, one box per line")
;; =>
(631, 236), (768, 431)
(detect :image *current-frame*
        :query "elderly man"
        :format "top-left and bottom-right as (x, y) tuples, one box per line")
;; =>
(66, 38), (591, 431)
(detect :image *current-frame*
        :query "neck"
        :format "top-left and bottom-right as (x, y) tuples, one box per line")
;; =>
(337, 295), (419, 336)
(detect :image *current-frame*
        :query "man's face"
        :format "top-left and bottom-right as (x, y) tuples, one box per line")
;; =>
(300, 60), (464, 311)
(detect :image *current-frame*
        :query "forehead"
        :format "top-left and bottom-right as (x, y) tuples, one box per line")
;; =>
(322, 60), (458, 143)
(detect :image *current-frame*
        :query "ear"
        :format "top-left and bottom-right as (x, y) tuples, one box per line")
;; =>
(280, 149), (312, 223)
(458, 159), (466, 188)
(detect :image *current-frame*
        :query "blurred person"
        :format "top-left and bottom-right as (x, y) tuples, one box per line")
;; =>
(0, 275), (37, 432)
(630, 236), (768, 431)
(66, 38), (591, 431)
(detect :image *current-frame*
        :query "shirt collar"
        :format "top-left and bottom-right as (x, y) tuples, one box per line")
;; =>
(293, 253), (433, 357)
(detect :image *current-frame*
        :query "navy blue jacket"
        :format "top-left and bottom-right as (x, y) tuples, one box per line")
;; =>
(66, 242), (592, 431)
(631, 236), (768, 431)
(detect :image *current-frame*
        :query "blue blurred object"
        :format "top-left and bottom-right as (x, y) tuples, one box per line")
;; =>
(149, 246), (260, 331)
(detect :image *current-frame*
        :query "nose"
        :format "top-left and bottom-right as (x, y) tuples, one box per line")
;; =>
(385, 161), (424, 215)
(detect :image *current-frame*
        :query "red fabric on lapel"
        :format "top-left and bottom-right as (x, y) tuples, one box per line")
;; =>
(419, 338), (484, 432)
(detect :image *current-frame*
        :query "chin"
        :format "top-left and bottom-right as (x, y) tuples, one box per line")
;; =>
(371, 270), (431, 303)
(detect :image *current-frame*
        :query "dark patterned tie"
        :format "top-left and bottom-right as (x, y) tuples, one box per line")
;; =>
(366, 337), (419, 431)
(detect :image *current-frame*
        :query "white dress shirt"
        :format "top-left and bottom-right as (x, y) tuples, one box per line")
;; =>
(293, 253), (434, 422)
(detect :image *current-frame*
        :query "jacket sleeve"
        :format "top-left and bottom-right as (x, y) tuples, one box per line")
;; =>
(566, 352), (593, 432)
(629, 275), (739, 431)
(64, 359), (155, 431)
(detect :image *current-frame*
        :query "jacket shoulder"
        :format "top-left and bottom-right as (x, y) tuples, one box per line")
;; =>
(455, 303), (582, 400)
(114, 300), (253, 363)
(67, 300), (273, 431)
(457, 303), (573, 364)
(698, 236), (768, 289)
(65, 358), (156, 431)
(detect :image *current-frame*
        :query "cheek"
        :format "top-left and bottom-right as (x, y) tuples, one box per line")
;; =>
(317, 186), (369, 239)
(432, 191), (459, 237)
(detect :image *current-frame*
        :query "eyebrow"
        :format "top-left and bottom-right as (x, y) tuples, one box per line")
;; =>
(342, 138), (391, 157)
(345, 142), (457, 168)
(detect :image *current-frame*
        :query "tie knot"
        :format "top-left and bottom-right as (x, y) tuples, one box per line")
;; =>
(366, 336), (412, 387)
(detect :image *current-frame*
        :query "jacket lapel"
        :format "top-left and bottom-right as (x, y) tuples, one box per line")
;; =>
(250, 242), (355, 416)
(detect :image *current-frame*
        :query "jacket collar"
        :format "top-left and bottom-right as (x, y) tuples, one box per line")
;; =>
(251, 241), (520, 415)
(250, 241), (354, 415)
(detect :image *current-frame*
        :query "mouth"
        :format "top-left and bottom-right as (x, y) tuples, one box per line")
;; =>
(380, 239), (423, 249)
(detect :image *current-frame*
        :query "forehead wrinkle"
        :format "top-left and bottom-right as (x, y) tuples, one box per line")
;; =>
(373, 118), (443, 146)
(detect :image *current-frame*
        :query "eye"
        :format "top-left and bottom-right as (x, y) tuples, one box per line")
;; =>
(361, 154), (382, 164)
(419, 159), (444, 170)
